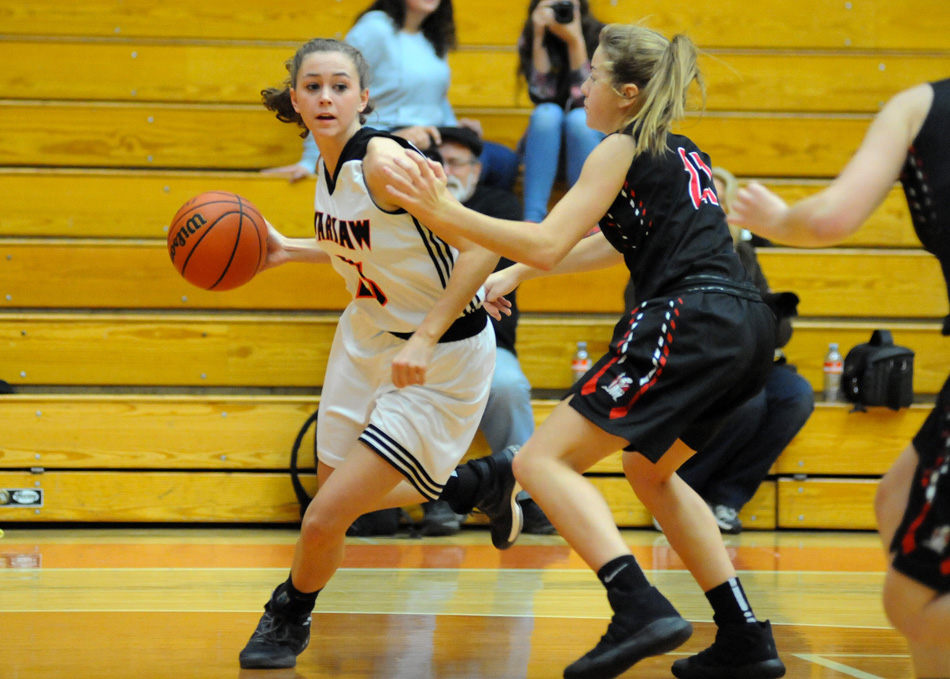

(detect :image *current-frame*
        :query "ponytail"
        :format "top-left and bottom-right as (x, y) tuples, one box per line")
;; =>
(598, 24), (704, 157)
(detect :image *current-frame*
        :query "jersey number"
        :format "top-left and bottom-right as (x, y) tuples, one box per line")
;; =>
(678, 148), (720, 210)
(338, 256), (388, 306)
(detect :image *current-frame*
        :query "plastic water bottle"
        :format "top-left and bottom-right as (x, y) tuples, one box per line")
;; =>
(823, 342), (843, 402)
(571, 341), (592, 384)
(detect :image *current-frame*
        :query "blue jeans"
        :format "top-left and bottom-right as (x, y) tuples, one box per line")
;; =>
(521, 103), (604, 222)
(479, 141), (521, 194)
(676, 363), (815, 511)
(479, 347), (535, 453)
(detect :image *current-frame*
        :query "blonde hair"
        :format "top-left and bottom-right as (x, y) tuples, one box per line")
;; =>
(597, 24), (704, 157)
(711, 166), (737, 212)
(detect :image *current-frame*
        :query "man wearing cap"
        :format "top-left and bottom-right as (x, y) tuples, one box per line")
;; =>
(418, 127), (555, 537)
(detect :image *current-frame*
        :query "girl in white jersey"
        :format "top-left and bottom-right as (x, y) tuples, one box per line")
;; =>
(238, 38), (523, 671)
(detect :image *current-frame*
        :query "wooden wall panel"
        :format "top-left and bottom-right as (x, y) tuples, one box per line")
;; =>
(0, 171), (921, 247)
(778, 478), (878, 530)
(0, 395), (318, 470)
(3, 40), (947, 113)
(2, 314), (943, 392)
(756, 249), (948, 319)
(3, 241), (943, 319)
(0, 170), (318, 239)
(777, 405), (928, 476)
(0, 103), (874, 177)
(0, 313), (336, 387)
(0, 470), (317, 522)
(2, 0), (948, 50)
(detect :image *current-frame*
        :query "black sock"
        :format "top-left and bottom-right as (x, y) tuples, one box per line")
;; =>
(439, 462), (483, 515)
(274, 575), (319, 621)
(705, 577), (757, 625)
(597, 555), (650, 593)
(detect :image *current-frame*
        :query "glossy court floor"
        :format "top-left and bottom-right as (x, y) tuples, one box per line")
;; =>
(0, 526), (911, 679)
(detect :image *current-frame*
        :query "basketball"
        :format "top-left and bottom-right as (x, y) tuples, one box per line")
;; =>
(167, 191), (268, 291)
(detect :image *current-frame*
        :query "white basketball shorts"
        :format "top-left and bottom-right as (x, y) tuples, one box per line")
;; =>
(317, 304), (495, 500)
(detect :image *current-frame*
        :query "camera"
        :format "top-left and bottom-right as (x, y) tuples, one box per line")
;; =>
(551, 0), (574, 24)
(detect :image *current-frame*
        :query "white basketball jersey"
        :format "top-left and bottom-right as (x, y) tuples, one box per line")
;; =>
(314, 128), (483, 333)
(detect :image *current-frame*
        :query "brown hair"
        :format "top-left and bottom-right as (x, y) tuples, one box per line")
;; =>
(597, 24), (705, 157)
(261, 38), (375, 138)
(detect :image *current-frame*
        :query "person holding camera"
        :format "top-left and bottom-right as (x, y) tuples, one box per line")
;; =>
(516, 0), (605, 223)
(631, 167), (815, 534)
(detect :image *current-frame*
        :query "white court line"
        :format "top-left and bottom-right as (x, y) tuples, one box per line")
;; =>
(794, 654), (887, 679)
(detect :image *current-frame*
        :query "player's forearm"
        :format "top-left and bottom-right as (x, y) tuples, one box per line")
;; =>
(281, 237), (332, 264)
(413, 247), (498, 343)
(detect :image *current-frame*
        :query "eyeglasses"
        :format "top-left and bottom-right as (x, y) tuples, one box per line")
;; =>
(443, 158), (478, 169)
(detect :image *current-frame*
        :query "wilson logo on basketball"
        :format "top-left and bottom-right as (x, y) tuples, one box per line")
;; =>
(168, 213), (207, 260)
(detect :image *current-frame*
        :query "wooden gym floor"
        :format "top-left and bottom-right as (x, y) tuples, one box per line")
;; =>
(0, 526), (910, 679)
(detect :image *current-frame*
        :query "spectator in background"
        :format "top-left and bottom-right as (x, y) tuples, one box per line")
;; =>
(420, 127), (555, 536)
(630, 167), (815, 534)
(516, 0), (605, 223)
(264, 0), (520, 191)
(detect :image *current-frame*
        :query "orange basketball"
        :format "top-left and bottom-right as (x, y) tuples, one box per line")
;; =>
(167, 191), (268, 291)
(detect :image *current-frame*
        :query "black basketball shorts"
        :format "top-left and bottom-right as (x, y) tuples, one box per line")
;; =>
(891, 372), (950, 592)
(567, 290), (775, 462)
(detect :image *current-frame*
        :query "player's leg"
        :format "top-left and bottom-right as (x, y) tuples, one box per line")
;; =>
(882, 569), (950, 677)
(877, 437), (950, 678)
(630, 440), (783, 679)
(514, 401), (693, 679)
(240, 444), (410, 670)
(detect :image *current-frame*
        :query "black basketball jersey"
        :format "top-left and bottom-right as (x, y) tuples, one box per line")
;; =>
(899, 78), (950, 334)
(598, 132), (749, 304)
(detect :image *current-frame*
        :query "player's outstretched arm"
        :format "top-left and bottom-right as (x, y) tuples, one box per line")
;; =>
(259, 221), (330, 271)
(731, 83), (933, 247)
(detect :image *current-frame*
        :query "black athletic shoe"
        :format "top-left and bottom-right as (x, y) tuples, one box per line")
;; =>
(520, 496), (557, 535)
(564, 586), (693, 679)
(471, 445), (523, 550)
(239, 590), (312, 669)
(420, 500), (466, 536)
(671, 620), (786, 679)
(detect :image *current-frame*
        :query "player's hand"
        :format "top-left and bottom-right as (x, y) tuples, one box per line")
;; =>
(391, 334), (435, 388)
(384, 151), (451, 220)
(261, 163), (313, 184)
(457, 118), (483, 138)
(259, 221), (290, 272)
(482, 295), (512, 321)
(731, 181), (789, 232)
(484, 268), (521, 304)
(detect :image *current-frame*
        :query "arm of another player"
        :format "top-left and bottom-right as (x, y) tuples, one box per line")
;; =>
(259, 221), (330, 272)
(485, 230), (623, 301)
(730, 83), (933, 247)
(384, 133), (631, 270)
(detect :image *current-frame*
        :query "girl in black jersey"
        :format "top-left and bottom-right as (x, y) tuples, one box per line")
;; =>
(387, 23), (785, 679)
(733, 79), (950, 679)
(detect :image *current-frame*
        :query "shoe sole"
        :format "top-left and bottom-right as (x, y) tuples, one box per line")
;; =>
(671, 658), (786, 679)
(564, 616), (693, 679)
(492, 481), (523, 550)
(239, 654), (298, 670)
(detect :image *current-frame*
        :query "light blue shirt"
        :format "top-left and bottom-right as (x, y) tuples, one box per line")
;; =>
(301, 11), (457, 172)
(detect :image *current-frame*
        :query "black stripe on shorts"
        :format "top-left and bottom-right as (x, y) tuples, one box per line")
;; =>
(359, 424), (444, 500)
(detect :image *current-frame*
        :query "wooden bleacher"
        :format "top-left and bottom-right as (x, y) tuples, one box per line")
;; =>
(1, 0), (947, 530)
